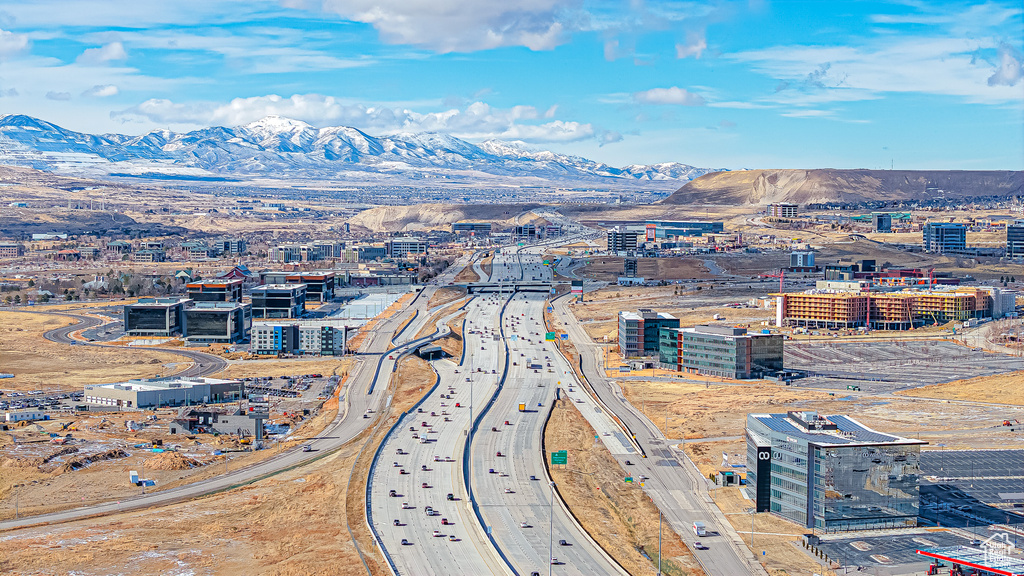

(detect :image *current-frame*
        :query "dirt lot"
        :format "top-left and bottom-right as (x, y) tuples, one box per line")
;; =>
(453, 262), (480, 283)
(427, 286), (466, 308)
(0, 311), (181, 392)
(0, 431), (367, 576)
(218, 357), (351, 381)
(580, 256), (713, 282)
(896, 369), (1024, 405)
(545, 397), (702, 576)
(567, 286), (775, 342)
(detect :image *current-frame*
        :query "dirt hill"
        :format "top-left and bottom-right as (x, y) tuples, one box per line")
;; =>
(662, 169), (1024, 206)
(347, 202), (544, 233)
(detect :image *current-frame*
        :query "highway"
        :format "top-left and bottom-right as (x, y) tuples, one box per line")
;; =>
(369, 293), (511, 576)
(0, 260), (469, 532)
(551, 289), (769, 576)
(470, 251), (625, 576)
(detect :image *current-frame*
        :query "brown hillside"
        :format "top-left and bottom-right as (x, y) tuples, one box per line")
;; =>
(347, 202), (544, 232)
(662, 169), (1024, 206)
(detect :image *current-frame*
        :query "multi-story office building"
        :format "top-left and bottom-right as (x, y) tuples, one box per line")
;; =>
(187, 279), (243, 302)
(0, 243), (24, 258)
(514, 224), (537, 241)
(252, 323), (300, 355)
(253, 323), (345, 355)
(251, 284), (306, 319)
(452, 222), (492, 234)
(790, 251), (814, 269)
(132, 249), (166, 263)
(284, 273), (335, 302)
(618, 309), (679, 357)
(661, 324), (784, 378)
(1007, 220), (1024, 259)
(357, 245), (388, 261)
(124, 298), (190, 336)
(387, 237), (428, 258)
(645, 220), (724, 238)
(607, 228), (640, 254)
(746, 411), (925, 532)
(298, 325), (346, 356)
(768, 203), (798, 218)
(183, 302), (252, 343)
(220, 238), (246, 255)
(872, 213), (892, 233)
(923, 222), (966, 253)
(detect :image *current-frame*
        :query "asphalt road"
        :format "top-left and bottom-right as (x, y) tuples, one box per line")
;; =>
(552, 292), (768, 576)
(370, 293), (510, 576)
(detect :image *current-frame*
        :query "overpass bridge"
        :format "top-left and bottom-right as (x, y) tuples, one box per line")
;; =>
(456, 281), (556, 294)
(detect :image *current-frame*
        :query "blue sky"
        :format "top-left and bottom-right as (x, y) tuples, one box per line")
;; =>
(0, 0), (1021, 169)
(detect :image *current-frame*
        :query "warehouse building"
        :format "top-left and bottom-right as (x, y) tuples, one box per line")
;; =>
(183, 301), (252, 343)
(84, 377), (241, 409)
(746, 411), (926, 532)
(186, 279), (242, 302)
(618, 309), (679, 358)
(923, 222), (967, 253)
(660, 324), (784, 379)
(251, 284), (306, 318)
(124, 297), (190, 337)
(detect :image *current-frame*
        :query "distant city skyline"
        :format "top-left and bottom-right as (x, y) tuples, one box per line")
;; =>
(0, 0), (1020, 170)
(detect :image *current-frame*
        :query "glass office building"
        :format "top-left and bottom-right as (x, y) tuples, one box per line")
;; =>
(747, 411), (926, 532)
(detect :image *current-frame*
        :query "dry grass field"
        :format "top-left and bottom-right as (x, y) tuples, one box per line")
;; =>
(579, 256), (713, 282)
(897, 369), (1024, 405)
(545, 397), (702, 576)
(0, 311), (181, 391)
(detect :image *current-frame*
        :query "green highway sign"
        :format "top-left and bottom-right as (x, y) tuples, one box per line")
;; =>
(545, 331), (557, 341)
(625, 476), (633, 483)
(551, 450), (567, 465)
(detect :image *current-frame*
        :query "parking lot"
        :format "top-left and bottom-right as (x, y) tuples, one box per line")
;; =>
(816, 529), (967, 573)
(785, 340), (1023, 392)
(920, 449), (1024, 529)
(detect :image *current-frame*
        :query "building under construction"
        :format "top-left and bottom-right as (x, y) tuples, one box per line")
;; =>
(775, 287), (1016, 330)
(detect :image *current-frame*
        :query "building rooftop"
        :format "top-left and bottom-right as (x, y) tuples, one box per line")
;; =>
(253, 283), (307, 291)
(749, 412), (926, 447)
(132, 297), (191, 307)
(86, 377), (240, 393)
(191, 301), (248, 310)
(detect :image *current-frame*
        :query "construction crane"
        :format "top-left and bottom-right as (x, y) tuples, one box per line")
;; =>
(762, 269), (786, 293)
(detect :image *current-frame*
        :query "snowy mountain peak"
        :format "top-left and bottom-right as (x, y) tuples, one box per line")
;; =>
(0, 114), (725, 189)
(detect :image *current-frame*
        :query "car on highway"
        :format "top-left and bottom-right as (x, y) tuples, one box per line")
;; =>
(401, 538), (411, 546)
(446, 493), (455, 501)
(559, 540), (570, 546)
(393, 519), (401, 526)
(693, 541), (708, 550)
(432, 530), (442, 538)
(389, 489), (397, 497)
(402, 502), (413, 509)
(519, 521), (531, 528)
(441, 518), (449, 525)
(504, 488), (514, 493)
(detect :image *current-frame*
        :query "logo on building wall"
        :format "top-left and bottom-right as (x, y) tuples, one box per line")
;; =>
(758, 451), (771, 460)
(982, 532), (1016, 563)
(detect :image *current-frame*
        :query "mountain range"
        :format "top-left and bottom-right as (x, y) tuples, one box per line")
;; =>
(0, 114), (721, 188)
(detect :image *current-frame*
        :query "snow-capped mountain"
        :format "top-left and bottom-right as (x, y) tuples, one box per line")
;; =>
(0, 114), (724, 187)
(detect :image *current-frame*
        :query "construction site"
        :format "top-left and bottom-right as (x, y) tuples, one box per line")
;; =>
(775, 286), (1015, 331)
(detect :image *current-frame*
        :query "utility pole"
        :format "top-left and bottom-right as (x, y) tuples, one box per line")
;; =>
(658, 508), (663, 576)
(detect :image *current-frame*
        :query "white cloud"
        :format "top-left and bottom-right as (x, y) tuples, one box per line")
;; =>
(293, 0), (581, 53)
(633, 87), (706, 106)
(81, 84), (119, 97)
(0, 28), (29, 60)
(76, 41), (127, 65)
(780, 109), (833, 118)
(45, 91), (71, 101)
(729, 35), (1024, 105)
(988, 42), (1023, 86)
(111, 93), (601, 143)
(676, 30), (707, 59)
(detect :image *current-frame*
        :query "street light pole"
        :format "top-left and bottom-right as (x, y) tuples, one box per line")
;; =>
(658, 509), (663, 576)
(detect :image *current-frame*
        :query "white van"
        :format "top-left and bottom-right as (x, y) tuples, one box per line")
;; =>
(693, 521), (707, 537)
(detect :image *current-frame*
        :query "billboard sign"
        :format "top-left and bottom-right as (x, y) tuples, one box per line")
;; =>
(571, 280), (584, 296)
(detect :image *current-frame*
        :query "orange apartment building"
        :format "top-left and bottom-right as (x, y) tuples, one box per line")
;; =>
(775, 288), (994, 330)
